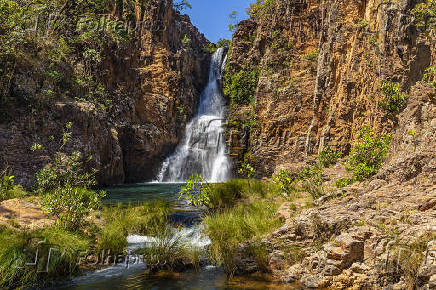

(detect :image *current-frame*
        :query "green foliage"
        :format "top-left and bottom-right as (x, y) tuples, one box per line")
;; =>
(318, 147), (342, 168)
(36, 151), (97, 194)
(305, 51), (319, 61)
(0, 225), (89, 289)
(346, 126), (392, 181)
(238, 162), (256, 179)
(98, 201), (172, 254)
(35, 123), (97, 194)
(223, 68), (260, 105)
(273, 165), (324, 199)
(273, 170), (296, 197)
(378, 81), (408, 118)
(203, 42), (217, 53)
(181, 35), (191, 47)
(247, 0), (276, 18)
(204, 200), (282, 276)
(216, 38), (231, 48)
(422, 65), (436, 87)
(0, 168), (26, 201)
(335, 177), (354, 188)
(179, 174), (212, 207)
(42, 187), (106, 230)
(412, 0), (436, 32)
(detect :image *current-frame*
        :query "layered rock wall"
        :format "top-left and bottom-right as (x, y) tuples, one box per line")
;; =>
(0, 0), (210, 186)
(226, 0), (435, 177)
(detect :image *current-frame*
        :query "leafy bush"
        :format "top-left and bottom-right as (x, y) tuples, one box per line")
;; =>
(247, 0), (276, 17)
(412, 0), (436, 32)
(179, 174), (212, 207)
(378, 81), (408, 118)
(336, 178), (354, 188)
(238, 162), (256, 179)
(216, 38), (231, 48)
(223, 68), (259, 105)
(36, 151), (97, 194)
(0, 169), (26, 201)
(422, 65), (436, 87)
(42, 187), (106, 230)
(318, 147), (342, 168)
(35, 123), (97, 194)
(346, 126), (392, 181)
(273, 170), (297, 196)
(274, 165), (324, 199)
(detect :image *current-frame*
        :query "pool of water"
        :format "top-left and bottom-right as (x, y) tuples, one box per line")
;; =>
(54, 184), (298, 290)
(102, 183), (184, 205)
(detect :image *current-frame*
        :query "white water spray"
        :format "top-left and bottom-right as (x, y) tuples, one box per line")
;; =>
(157, 48), (231, 182)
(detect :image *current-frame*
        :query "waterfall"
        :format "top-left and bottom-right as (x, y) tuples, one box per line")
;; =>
(157, 48), (231, 183)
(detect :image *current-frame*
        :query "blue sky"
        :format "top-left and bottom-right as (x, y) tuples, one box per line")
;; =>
(184, 0), (254, 43)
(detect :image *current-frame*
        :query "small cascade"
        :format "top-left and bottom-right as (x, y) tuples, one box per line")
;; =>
(157, 48), (231, 183)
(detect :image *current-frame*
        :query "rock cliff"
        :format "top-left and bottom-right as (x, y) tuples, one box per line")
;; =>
(225, 0), (435, 177)
(224, 0), (436, 288)
(0, 0), (210, 186)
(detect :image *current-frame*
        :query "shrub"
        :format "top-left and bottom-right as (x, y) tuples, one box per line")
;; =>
(238, 162), (256, 179)
(216, 38), (231, 48)
(318, 147), (342, 168)
(35, 123), (97, 194)
(247, 0), (276, 17)
(223, 68), (259, 105)
(273, 170), (297, 196)
(36, 151), (97, 194)
(412, 0), (436, 32)
(346, 126), (392, 181)
(42, 187), (106, 230)
(179, 174), (212, 207)
(274, 165), (324, 199)
(336, 178), (354, 188)
(422, 65), (436, 87)
(0, 169), (27, 201)
(378, 81), (408, 118)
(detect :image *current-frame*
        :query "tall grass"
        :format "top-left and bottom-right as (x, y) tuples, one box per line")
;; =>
(208, 179), (282, 210)
(203, 200), (282, 276)
(0, 225), (90, 289)
(97, 201), (172, 254)
(141, 227), (204, 272)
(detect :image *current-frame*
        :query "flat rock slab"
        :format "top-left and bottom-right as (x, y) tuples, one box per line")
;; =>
(0, 198), (53, 230)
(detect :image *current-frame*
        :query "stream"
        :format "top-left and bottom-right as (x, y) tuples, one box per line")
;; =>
(54, 183), (299, 290)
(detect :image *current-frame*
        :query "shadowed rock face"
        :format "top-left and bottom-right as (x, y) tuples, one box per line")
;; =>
(226, 0), (435, 178)
(0, 0), (211, 186)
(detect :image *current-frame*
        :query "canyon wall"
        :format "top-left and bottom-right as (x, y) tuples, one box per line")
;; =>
(0, 0), (210, 186)
(226, 0), (435, 177)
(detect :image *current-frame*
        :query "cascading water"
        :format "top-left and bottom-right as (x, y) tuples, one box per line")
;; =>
(157, 48), (231, 182)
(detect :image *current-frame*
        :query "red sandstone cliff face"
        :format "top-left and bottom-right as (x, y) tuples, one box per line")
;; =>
(0, 0), (210, 186)
(226, 0), (435, 177)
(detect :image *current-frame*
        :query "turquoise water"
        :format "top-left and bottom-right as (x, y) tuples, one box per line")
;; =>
(102, 183), (184, 205)
(57, 184), (297, 290)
